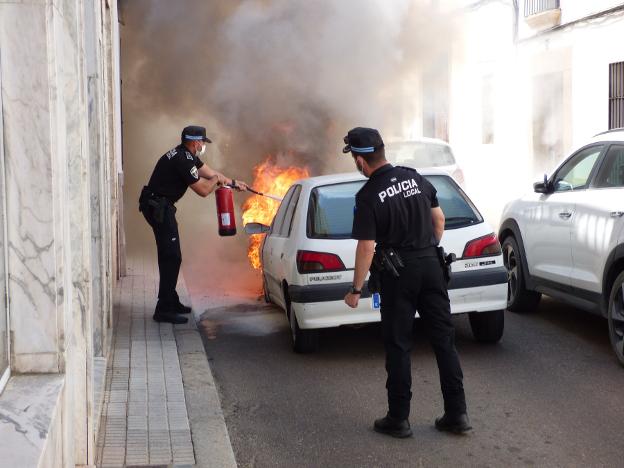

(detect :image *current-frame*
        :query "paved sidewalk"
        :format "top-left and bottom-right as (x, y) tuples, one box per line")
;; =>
(96, 257), (233, 467)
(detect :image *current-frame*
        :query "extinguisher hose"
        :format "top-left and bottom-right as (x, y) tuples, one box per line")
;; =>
(227, 184), (283, 202)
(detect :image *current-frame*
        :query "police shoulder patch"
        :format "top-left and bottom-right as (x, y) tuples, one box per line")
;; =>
(185, 151), (194, 160)
(166, 148), (177, 159)
(190, 166), (199, 179)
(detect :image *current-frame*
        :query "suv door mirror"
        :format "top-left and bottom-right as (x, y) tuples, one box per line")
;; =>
(244, 222), (271, 235)
(533, 174), (552, 194)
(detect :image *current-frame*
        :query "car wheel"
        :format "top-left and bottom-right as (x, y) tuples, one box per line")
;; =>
(607, 271), (624, 366)
(468, 310), (504, 343)
(502, 236), (541, 313)
(284, 288), (318, 353)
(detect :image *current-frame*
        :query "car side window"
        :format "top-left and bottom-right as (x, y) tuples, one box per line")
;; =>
(278, 185), (301, 238)
(270, 186), (296, 237)
(553, 145), (603, 192)
(593, 145), (624, 188)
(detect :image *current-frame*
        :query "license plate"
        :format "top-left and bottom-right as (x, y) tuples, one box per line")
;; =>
(372, 293), (381, 310)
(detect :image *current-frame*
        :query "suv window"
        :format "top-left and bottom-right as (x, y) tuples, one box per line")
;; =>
(275, 185), (301, 238)
(553, 146), (603, 192)
(270, 185), (296, 236)
(594, 145), (624, 188)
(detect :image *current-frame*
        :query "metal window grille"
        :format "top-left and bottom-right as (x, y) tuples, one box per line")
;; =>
(524, 0), (560, 17)
(609, 62), (624, 130)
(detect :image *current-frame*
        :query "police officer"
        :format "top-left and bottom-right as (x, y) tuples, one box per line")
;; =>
(140, 125), (248, 324)
(343, 127), (470, 438)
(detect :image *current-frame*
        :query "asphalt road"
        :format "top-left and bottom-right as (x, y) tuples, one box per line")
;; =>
(196, 296), (624, 468)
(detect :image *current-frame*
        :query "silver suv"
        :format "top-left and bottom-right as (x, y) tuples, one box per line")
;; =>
(499, 129), (624, 366)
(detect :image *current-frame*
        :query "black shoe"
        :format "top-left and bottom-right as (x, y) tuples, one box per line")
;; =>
(175, 302), (192, 314)
(435, 413), (472, 434)
(153, 312), (188, 324)
(374, 415), (413, 438)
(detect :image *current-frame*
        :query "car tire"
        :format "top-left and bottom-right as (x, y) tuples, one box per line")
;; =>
(502, 236), (541, 313)
(283, 286), (318, 353)
(607, 271), (624, 366)
(468, 310), (504, 343)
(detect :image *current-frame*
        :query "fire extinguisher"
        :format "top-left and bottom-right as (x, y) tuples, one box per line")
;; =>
(215, 186), (237, 236)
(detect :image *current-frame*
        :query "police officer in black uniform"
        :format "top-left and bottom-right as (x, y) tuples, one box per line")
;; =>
(343, 127), (470, 438)
(139, 125), (247, 324)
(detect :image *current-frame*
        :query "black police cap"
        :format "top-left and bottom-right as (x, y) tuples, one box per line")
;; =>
(342, 127), (384, 155)
(181, 125), (212, 143)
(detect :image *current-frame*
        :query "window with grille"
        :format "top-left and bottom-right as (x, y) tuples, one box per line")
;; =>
(609, 62), (624, 130)
(524, 0), (560, 17)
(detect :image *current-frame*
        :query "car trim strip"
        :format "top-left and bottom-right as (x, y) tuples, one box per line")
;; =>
(289, 267), (508, 303)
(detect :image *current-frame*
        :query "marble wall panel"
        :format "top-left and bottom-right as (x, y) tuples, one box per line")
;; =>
(0, 4), (60, 371)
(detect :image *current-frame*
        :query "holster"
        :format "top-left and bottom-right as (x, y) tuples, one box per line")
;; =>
(436, 246), (456, 284)
(139, 186), (168, 224)
(372, 248), (405, 279)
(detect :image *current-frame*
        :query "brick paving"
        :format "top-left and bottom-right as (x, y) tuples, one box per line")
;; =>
(97, 257), (196, 467)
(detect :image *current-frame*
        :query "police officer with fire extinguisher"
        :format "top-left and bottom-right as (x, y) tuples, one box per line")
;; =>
(139, 125), (248, 324)
(342, 127), (470, 438)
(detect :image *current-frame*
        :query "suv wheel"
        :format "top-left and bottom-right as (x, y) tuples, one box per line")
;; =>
(284, 286), (318, 353)
(469, 310), (504, 343)
(607, 271), (624, 366)
(502, 236), (541, 313)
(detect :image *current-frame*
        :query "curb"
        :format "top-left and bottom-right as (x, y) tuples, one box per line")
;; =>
(176, 279), (237, 468)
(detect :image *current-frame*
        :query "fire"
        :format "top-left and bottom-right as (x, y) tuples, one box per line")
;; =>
(242, 158), (310, 269)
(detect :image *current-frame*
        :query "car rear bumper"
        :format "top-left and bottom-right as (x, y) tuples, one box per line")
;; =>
(290, 267), (508, 329)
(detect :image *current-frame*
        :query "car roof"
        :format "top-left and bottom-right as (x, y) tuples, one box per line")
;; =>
(295, 167), (450, 189)
(590, 128), (624, 143)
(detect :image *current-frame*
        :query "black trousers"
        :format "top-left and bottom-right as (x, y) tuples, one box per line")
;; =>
(380, 255), (466, 420)
(140, 193), (182, 309)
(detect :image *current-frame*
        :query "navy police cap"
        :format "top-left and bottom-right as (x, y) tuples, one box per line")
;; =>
(181, 125), (212, 143)
(342, 127), (384, 155)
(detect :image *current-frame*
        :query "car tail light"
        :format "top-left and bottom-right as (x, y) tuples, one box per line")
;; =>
(452, 168), (465, 185)
(462, 233), (501, 258)
(296, 250), (346, 273)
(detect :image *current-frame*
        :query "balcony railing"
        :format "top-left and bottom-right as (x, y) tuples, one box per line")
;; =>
(524, 0), (560, 17)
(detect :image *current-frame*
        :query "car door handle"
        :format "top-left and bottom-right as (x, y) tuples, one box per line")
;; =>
(559, 212), (572, 219)
(610, 211), (624, 218)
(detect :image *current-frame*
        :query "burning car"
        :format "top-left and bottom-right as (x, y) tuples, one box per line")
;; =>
(245, 169), (508, 353)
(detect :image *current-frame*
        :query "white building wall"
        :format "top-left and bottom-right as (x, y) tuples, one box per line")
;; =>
(446, 0), (624, 224)
(0, 0), (122, 466)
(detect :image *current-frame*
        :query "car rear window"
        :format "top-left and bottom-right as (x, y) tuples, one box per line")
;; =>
(386, 142), (456, 168)
(307, 181), (366, 239)
(307, 175), (481, 239)
(426, 175), (482, 229)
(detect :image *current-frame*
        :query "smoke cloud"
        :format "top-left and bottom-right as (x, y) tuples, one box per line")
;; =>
(119, 0), (460, 297)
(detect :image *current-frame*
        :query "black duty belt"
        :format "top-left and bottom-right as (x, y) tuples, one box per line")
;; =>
(383, 245), (438, 258)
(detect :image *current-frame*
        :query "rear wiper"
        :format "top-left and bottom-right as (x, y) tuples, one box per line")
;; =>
(445, 217), (476, 224)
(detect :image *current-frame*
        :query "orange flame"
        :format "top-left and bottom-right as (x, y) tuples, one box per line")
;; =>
(242, 158), (310, 269)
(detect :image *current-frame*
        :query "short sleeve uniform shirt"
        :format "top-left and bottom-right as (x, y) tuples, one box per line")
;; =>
(352, 164), (439, 249)
(147, 144), (205, 203)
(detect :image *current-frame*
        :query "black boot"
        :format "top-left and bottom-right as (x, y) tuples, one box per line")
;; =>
(175, 302), (192, 314)
(435, 413), (472, 434)
(153, 302), (188, 324)
(374, 414), (412, 438)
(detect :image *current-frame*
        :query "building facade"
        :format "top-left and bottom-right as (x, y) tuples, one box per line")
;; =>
(0, 0), (123, 466)
(416, 0), (624, 222)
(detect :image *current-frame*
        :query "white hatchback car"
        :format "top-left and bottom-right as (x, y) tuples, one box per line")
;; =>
(385, 138), (465, 186)
(246, 169), (508, 353)
(499, 129), (624, 366)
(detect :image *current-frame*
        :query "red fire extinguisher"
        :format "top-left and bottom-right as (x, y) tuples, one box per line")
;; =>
(215, 186), (237, 236)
